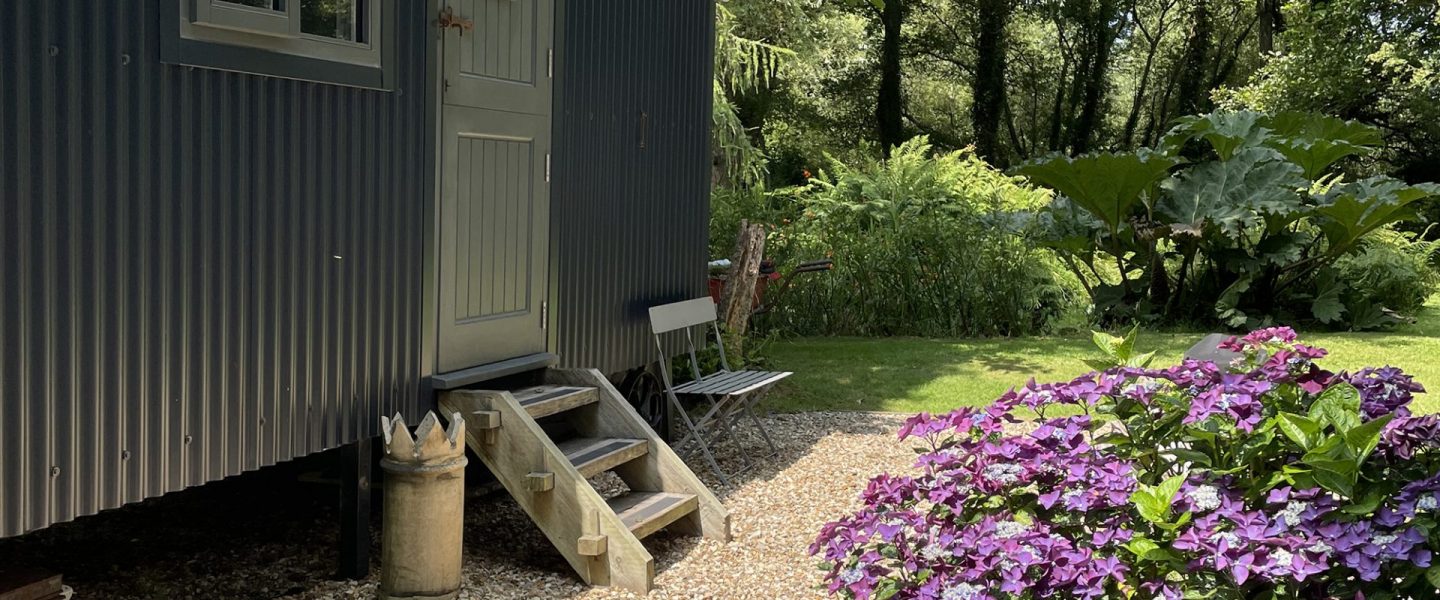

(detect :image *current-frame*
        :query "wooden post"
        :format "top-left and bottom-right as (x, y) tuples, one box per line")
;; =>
(379, 412), (467, 600)
(718, 220), (765, 360)
(338, 436), (372, 580)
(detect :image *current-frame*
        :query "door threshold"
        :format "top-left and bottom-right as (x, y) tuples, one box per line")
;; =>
(431, 352), (559, 390)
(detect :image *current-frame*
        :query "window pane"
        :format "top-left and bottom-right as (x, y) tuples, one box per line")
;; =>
(301, 0), (362, 43)
(220, 0), (284, 11)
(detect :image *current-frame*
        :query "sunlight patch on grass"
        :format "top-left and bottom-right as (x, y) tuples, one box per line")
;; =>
(764, 299), (1440, 416)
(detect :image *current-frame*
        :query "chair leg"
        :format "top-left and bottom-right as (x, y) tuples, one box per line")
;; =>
(675, 393), (728, 448)
(718, 401), (754, 470)
(675, 393), (739, 450)
(742, 394), (778, 455)
(668, 392), (730, 487)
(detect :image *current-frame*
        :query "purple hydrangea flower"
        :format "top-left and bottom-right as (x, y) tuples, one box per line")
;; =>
(1344, 366), (1426, 419)
(814, 326), (1438, 600)
(1377, 414), (1440, 460)
(1184, 372), (1272, 432)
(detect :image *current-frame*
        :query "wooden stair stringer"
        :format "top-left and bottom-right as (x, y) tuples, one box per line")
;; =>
(545, 368), (732, 542)
(438, 390), (656, 593)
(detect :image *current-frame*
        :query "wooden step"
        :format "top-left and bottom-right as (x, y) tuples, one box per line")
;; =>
(514, 385), (598, 419)
(557, 437), (648, 478)
(606, 492), (699, 540)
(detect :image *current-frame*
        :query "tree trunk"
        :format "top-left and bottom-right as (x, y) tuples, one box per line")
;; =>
(1175, 0), (1213, 117)
(1047, 59), (1069, 151)
(1122, 1), (1172, 148)
(971, 0), (1012, 163)
(1211, 17), (1256, 88)
(1146, 58), (1183, 146)
(1121, 46), (1156, 148)
(1063, 50), (1089, 150)
(719, 220), (766, 361)
(877, 0), (906, 158)
(1257, 0), (1283, 54)
(1004, 99), (1027, 158)
(1069, 0), (1122, 154)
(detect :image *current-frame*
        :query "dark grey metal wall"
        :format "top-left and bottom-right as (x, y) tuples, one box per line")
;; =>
(0, 0), (429, 538)
(551, 0), (715, 374)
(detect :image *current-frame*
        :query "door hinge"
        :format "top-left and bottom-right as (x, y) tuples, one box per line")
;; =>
(547, 48), (553, 78)
(544, 153), (551, 183)
(541, 301), (549, 329)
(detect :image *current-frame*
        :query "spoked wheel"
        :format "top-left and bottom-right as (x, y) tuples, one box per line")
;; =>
(620, 369), (669, 440)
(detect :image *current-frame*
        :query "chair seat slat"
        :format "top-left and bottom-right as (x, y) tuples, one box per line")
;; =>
(674, 370), (791, 396)
(720, 372), (792, 397)
(673, 370), (766, 395)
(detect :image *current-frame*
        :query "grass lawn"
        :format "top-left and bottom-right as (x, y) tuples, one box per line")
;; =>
(764, 297), (1440, 416)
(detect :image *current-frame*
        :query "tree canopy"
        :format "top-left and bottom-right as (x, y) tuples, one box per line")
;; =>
(718, 0), (1436, 185)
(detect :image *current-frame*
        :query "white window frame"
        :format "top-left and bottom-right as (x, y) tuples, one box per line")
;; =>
(182, 0), (383, 69)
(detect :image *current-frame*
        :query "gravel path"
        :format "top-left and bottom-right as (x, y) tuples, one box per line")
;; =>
(304, 411), (912, 600)
(0, 412), (915, 600)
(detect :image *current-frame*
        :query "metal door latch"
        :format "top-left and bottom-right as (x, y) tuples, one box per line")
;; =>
(437, 6), (474, 35)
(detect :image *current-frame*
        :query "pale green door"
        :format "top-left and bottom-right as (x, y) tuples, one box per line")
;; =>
(437, 0), (554, 373)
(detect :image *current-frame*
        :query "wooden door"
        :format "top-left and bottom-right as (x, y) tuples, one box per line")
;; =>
(437, 0), (553, 373)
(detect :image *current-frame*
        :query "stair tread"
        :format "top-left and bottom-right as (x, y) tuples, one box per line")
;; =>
(514, 385), (598, 419)
(556, 437), (648, 477)
(607, 492), (698, 539)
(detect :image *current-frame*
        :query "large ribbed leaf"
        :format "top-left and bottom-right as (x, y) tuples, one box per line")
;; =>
(1264, 111), (1384, 145)
(1262, 112), (1383, 180)
(1015, 152), (1180, 231)
(1314, 177), (1440, 251)
(1156, 147), (1305, 237)
(1268, 139), (1371, 181)
(1169, 111), (1272, 160)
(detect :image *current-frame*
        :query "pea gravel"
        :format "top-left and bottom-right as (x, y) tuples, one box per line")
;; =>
(305, 411), (914, 600)
(0, 412), (920, 600)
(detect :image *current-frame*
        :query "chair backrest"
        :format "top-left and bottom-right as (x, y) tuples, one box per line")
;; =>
(648, 297), (718, 334)
(648, 297), (730, 383)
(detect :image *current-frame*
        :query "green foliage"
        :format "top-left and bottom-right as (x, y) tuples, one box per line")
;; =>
(1218, 0), (1440, 182)
(760, 138), (1079, 337)
(1129, 473), (1189, 527)
(1334, 228), (1440, 315)
(712, 2), (796, 187)
(1314, 178), (1440, 254)
(1023, 110), (1440, 330)
(1015, 152), (1180, 232)
(721, 0), (1269, 181)
(709, 186), (798, 259)
(1155, 147), (1304, 236)
(804, 137), (1051, 226)
(1084, 325), (1158, 371)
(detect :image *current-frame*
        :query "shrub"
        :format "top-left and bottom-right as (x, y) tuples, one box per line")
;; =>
(812, 327), (1440, 599)
(1334, 228), (1440, 316)
(710, 186), (800, 259)
(758, 137), (1080, 337)
(768, 219), (1075, 337)
(1019, 110), (1440, 331)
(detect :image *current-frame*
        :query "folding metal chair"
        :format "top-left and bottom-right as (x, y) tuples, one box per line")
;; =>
(649, 297), (792, 485)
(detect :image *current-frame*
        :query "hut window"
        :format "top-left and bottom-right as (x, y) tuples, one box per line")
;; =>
(165, 0), (392, 89)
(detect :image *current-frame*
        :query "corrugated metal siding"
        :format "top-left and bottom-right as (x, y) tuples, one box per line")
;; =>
(0, 0), (428, 538)
(552, 0), (715, 374)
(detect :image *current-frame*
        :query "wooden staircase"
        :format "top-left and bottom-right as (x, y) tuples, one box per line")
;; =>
(438, 368), (730, 593)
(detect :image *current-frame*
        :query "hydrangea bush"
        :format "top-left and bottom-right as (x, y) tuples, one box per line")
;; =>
(811, 328), (1440, 599)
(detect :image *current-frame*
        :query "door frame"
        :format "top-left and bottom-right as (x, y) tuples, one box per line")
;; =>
(422, 0), (560, 383)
